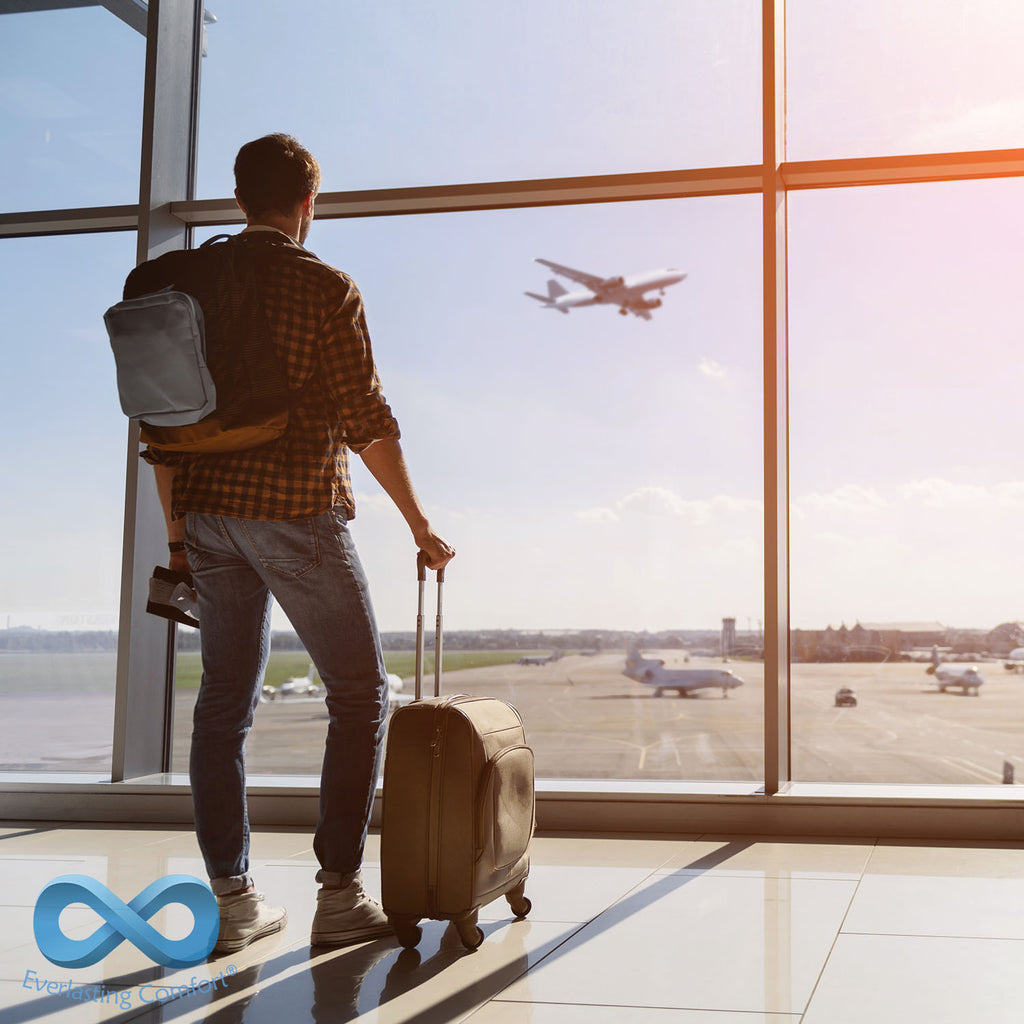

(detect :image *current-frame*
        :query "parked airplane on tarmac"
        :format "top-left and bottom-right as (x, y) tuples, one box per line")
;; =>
(387, 673), (413, 707)
(517, 652), (562, 666)
(1004, 647), (1024, 672)
(262, 663), (321, 701)
(926, 647), (984, 695)
(624, 644), (743, 698)
(524, 258), (686, 320)
(261, 665), (410, 705)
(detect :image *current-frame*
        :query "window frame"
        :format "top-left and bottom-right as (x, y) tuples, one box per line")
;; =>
(3, 0), (1024, 837)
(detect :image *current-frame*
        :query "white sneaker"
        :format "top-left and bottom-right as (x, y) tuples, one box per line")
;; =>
(214, 890), (287, 954)
(310, 873), (393, 947)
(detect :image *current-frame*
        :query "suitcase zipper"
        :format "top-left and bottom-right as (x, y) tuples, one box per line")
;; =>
(426, 701), (452, 916)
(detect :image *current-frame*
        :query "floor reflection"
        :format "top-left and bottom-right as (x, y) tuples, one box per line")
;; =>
(7, 829), (1024, 1023)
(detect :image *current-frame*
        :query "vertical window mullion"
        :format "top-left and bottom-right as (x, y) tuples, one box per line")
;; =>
(763, 0), (791, 794)
(111, 0), (202, 781)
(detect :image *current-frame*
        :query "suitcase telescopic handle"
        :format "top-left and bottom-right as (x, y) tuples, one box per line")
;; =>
(416, 549), (446, 583)
(415, 551), (445, 700)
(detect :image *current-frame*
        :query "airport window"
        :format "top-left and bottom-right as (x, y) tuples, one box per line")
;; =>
(8, 1), (1024, 831)
(789, 177), (1024, 784)
(0, 232), (136, 775)
(0, 5), (146, 213)
(175, 200), (765, 782)
(193, 0), (762, 196)
(786, 0), (1024, 161)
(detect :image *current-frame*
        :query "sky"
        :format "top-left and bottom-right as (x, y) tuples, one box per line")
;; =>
(3, 1), (1024, 634)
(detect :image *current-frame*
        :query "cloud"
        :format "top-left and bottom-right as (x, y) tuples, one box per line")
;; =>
(698, 357), (727, 380)
(795, 484), (888, 515)
(899, 478), (992, 507)
(794, 478), (1024, 518)
(619, 485), (699, 519)
(351, 491), (405, 518)
(994, 482), (1024, 503)
(711, 494), (763, 516)
(579, 485), (761, 527)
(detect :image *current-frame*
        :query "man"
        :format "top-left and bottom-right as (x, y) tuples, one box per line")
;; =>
(144, 134), (454, 953)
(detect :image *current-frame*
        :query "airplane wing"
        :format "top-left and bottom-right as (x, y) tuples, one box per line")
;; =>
(535, 258), (606, 293)
(629, 307), (653, 321)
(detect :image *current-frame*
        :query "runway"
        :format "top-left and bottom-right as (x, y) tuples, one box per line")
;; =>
(169, 652), (1024, 785)
(5, 650), (1022, 784)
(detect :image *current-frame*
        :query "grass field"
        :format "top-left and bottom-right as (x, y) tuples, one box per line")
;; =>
(173, 649), (551, 689)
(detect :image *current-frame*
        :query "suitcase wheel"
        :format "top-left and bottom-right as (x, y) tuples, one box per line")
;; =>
(455, 912), (484, 951)
(389, 916), (422, 949)
(506, 880), (532, 920)
(507, 893), (532, 919)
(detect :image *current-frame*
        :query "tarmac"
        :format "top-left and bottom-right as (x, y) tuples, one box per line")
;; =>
(166, 651), (1024, 785)
(5, 650), (1023, 784)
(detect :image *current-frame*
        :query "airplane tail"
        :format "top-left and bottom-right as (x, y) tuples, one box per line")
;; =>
(524, 279), (568, 305)
(624, 639), (647, 678)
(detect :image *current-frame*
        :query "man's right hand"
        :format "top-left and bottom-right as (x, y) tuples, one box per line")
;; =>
(416, 529), (455, 571)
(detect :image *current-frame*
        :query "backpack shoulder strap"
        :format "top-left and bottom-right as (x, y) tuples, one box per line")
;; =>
(200, 233), (236, 248)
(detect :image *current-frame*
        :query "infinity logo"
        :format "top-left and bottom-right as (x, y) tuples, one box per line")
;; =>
(33, 875), (219, 968)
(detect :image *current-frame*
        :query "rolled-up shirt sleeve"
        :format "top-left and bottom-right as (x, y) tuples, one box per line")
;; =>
(319, 283), (400, 453)
(139, 446), (184, 467)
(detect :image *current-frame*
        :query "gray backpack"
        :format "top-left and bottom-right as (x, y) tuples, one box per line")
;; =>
(105, 233), (292, 453)
(105, 287), (216, 428)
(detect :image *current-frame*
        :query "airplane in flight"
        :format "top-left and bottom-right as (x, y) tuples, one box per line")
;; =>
(926, 647), (984, 696)
(624, 644), (743, 698)
(524, 258), (687, 320)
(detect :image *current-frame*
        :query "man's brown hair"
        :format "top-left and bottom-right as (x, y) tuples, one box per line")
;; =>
(234, 133), (321, 218)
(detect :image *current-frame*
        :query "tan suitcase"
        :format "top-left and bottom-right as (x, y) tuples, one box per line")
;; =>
(380, 555), (534, 950)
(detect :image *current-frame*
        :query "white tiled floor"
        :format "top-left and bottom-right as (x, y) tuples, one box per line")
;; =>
(3, 824), (1024, 1022)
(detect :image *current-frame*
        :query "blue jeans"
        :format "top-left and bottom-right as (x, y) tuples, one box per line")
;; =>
(185, 508), (388, 894)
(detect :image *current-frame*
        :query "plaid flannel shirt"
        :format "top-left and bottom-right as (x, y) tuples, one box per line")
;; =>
(142, 229), (400, 521)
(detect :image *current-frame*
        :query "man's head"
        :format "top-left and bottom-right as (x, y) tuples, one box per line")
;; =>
(234, 134), (321, 241)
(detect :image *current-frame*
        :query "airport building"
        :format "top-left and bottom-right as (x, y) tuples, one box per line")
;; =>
(4, 2), (1024, 1019)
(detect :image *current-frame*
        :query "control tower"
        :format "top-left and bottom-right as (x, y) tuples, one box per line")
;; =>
(721, 617), (736, 660)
